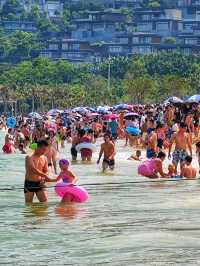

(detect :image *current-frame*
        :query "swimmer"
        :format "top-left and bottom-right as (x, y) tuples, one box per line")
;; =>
(181, 155), (196, 179)
(97, 134), (116, 172)
(128, 150), (142, 161)
(24, 140), (55, 204)
(55, 159), (78, 203)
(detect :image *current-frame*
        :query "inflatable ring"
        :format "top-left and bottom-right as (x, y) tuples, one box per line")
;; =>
(126, 127), (141, 136)
(6, 117), (16, 128)
(76, 142), (96, 152)
(55, 183), (89, 203)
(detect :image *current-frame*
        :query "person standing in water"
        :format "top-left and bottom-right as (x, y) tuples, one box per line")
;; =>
(45, 136), (57, 174)
(97, 134), (116, 172)
(24, 140), (54, 204)
(168, 122), (192, 174)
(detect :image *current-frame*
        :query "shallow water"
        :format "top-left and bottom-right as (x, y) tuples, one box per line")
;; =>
(1, 132), (200, 265)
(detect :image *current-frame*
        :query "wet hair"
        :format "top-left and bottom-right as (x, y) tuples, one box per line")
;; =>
(37, 139), (48, 148)
(196, 141), (200, 148)
(79, 129), (86, 138)
(157, 151), (166, 159)
(19, 144), (24, 149)
(104, 133), (112, 140)
(185, 155), (192, 164)
(136, 150), (141, 156)
(180, 122), (187, 128)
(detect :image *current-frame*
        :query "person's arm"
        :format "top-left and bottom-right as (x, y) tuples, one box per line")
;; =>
(52, 148), (57, 174)
(27, 156), (48, 179)
(109, 145), (116, 160)
(157, 161), (168, 178)
(97, 145), (104, 164)
(168, 134), (175, 158)
(187, 134), (192, 156)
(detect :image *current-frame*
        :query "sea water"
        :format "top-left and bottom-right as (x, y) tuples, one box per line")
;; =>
(0, 131), (200, 265)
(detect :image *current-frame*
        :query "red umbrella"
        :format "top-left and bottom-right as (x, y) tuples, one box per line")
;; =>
(103, 114), (119, 120)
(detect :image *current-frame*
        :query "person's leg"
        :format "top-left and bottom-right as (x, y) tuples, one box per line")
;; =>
(102, 160), (109, 172)
(172, 151), (180, 174)
(36, 191), (48, 203)
(24, 192), (34, 204)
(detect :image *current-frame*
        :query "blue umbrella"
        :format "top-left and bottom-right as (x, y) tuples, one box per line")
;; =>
(164, 97), (183, 104)
(28, 112), (42, 119)
(97, 106), (110, 114)
(186, 95), (200, 103)
(72, 107), (88, 114)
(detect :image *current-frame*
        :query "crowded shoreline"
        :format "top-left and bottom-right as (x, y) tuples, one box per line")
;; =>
(0, 97), (200, 204)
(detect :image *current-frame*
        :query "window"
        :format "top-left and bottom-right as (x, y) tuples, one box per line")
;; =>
(109, 46), (122, 53)
(137, 22), (152, 32)
(185, 38), (197, 45)
(156, 22), (169, 31)
(49, 44), (58, 50)
(132, 46), (152, 54)
(142, 15), (151, 20)
(132, 37), (139, 44)
(140, 37), (151, 44)
(40, 51), (52, 58)
(70, 43), (80, 50)
(61, 52), (82, 58)
(119, 37), (128, 44)
(62, 43), (68, 50)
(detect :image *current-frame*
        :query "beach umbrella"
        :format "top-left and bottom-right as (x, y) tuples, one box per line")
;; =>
(114, 104), (132, 110)
(72, 107), (88, 114)
(28, 112), (42, 119)
(103, 114), (119, 120)
(164, 97), (183, 104)
(97, 106), (110, 114)
(186, 95), (200, 103)
(47, 109), (63, 116)
(87, 113), (100, 117)
(124, 112), (139, 119)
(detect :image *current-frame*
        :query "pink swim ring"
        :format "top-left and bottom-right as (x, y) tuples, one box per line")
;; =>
(55, 183), (89, 203)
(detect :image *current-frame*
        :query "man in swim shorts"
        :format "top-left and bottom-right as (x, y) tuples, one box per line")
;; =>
(97, 134), (116, 172)
(24, 140), (53, 203)
(146, 128), (157, 159)
(168, 122), (192, 174)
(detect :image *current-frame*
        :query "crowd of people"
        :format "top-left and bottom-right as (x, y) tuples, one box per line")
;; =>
(1, 102), (200, 204)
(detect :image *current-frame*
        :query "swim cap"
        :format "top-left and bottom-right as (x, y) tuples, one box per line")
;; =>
(59, 159), (70, 167)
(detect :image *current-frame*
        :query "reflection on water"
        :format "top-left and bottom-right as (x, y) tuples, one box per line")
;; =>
(24, 203), (49, 218)
(1, 133), (200, 265)
(55, 203), (81, 220)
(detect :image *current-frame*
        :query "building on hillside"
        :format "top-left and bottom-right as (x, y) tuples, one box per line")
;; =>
(1, 20), (37, 32)
(72, 10), (127, 43)
(40, 0), (63, 17)
(135, 8), (183, 37)
(39, 39), (94, 63)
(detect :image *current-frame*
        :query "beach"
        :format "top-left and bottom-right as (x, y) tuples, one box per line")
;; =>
(1, 131), (200, 265)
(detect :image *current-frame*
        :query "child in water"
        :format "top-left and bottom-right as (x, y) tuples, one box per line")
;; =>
(181, 156), (196, 179)
(168, 164), (176, 177)
(55, 159), (78, 203)
(128, 150), (142, 161)
(56, 159), (78, 184)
